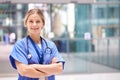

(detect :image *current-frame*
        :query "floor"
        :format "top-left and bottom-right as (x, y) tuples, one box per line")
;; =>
(0, 44), (120, 80)
(0, 73), (120, 80)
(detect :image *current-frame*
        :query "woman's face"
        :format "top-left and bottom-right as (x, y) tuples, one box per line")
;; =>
(26, 13), (44, 35)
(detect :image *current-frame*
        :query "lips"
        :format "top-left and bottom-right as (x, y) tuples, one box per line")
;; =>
(31, 27), (39, 30)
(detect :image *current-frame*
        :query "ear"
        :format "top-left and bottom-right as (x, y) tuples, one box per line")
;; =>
(24, 25), (27, 28)
(24, 23), (27, 27)
(41, 23), (44, 29)
(24, 20), (28, 28)
(24, 23), (28, 28)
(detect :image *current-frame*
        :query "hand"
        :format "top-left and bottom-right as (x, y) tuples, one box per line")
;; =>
(51, 57), (57, 64)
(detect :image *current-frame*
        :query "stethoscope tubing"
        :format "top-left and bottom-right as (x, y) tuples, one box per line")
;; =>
(26, 36), (52, 61)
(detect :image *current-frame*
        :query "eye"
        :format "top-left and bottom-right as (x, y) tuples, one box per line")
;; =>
(29, 20), (33, 23)
(36, 20), (40, 23)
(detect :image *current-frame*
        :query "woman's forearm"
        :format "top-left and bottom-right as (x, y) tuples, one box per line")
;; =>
(15, 60), (47, 78)
(32, 62), (63, 76)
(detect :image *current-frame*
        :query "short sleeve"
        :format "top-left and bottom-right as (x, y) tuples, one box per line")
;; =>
(49, 41), (65, 69)
(9, 40), (28, 69)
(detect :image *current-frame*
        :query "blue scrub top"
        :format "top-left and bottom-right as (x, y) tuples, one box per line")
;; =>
(9, 37), (65, 80)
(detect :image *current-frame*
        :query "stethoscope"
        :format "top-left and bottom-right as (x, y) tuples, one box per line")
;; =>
(26, 35), (52, 62)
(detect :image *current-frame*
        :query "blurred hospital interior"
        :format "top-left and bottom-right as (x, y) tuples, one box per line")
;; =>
(0, 0), (120, 80)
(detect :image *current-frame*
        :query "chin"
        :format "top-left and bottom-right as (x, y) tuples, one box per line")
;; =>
(30, 32), (40, 35)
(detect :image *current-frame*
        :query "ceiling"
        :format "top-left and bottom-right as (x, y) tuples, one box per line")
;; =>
(0, 0), (95, 4)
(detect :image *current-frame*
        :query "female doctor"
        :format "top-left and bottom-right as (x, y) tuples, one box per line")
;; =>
(9, 8), (65, 80)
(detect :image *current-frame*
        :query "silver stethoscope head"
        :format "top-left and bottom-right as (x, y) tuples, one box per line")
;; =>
(27, 53), (32, 59)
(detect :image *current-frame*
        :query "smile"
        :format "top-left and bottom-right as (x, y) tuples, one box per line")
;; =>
(31, 28), (39, 30)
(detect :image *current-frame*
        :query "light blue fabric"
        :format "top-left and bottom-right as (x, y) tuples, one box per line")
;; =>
(9, 37), (65, 80)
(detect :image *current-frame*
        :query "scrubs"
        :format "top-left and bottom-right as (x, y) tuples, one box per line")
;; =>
(9, 37), (65, 80)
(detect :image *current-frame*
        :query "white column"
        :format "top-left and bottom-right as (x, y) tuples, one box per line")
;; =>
(16, 4), (22, 40)
(67, 3), (75, 38)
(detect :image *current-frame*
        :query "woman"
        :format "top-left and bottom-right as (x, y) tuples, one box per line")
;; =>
(9, 8), (65, 80)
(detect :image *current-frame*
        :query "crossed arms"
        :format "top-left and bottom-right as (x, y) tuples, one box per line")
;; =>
(15, 57), (63, 78)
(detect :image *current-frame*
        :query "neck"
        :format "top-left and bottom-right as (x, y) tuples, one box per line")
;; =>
(29, 35), (41, 44)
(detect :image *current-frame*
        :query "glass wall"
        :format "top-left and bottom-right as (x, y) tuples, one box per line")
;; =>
(0, 0), (120, 73)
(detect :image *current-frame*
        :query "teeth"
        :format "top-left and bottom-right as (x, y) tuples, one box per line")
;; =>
(31, 28), (38, 30)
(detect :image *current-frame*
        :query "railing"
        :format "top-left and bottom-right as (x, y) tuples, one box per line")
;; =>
(52, 37), (120, 70)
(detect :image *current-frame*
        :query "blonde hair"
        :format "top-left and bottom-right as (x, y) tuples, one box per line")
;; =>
(24, 8), (45, 27)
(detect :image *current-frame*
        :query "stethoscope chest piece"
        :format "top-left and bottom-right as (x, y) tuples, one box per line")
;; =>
(27, 53), (32, 59)
(45, 47), (52, 55)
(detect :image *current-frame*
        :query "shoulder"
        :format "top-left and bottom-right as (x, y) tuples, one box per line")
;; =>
(43, 39), (56, 47)
(14, 37), (26, 47)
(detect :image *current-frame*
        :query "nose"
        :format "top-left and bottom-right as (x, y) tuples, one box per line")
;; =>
(33, 22), (37, 26)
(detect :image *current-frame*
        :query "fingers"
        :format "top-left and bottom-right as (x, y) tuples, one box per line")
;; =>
(51, 57), (57, 64)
